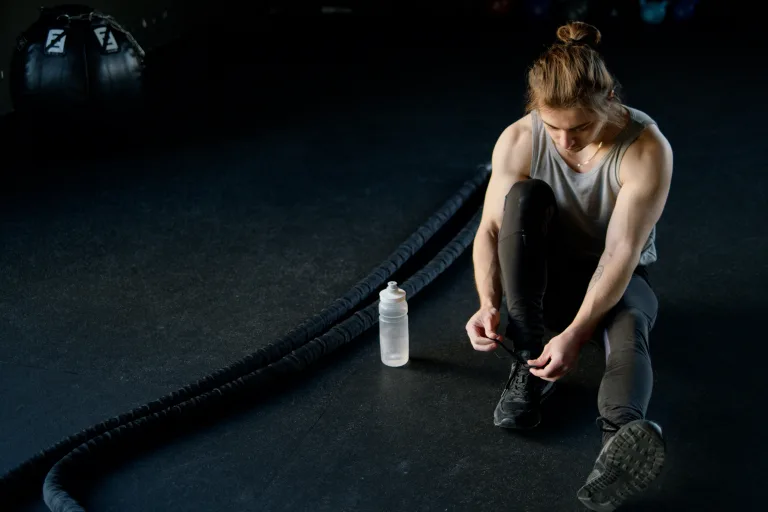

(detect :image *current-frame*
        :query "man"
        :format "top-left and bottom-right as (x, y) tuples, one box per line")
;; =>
(464, 21), (673, 511)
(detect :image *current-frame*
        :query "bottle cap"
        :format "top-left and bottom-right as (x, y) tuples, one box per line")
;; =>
(379, 281), (406, 303)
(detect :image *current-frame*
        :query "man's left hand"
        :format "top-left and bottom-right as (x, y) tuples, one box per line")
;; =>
(527, 331), (583, 382)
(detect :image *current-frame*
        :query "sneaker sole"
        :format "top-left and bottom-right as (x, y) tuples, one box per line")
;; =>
(493, 381), (556, 429)
(577, 420), (666, 512)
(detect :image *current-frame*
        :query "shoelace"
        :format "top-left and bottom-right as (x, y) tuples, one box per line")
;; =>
(498, 340), (539, 395)
(497, 338), (543, 369)
(508, 362), (530, 395)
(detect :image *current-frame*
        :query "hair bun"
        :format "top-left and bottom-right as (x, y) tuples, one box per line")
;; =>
(556, 21), (601, 47)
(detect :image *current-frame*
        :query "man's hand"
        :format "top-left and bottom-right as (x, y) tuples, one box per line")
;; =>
(527, 331), (582, 382)
(466, 306), (504, 352)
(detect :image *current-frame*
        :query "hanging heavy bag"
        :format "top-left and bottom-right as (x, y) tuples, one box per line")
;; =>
(10, 4), (146, 116)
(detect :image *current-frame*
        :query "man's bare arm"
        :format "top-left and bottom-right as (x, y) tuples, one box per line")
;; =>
(473, 118), (531, 310)
(566, 126), (673, 344)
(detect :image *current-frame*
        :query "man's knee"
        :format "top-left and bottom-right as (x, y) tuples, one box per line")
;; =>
(501, 179), (557, 236)
(505, 178), (556, 214)
(604, 307), (652, 363)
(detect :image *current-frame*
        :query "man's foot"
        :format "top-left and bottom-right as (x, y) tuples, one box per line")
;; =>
(577, 419), (666, 511)
(493, 350), (555, 429)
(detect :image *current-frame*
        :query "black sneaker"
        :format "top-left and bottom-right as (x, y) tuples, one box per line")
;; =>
(493, 350), (555, 429)
(577, 418), (666, 511)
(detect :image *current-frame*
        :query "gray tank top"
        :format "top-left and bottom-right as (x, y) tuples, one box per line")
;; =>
(529, 106), (658, 267)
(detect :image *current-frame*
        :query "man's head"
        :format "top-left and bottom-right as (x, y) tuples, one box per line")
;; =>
(526, 22), (623, 153)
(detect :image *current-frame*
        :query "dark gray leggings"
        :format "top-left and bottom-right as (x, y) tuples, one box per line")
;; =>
(497, 178), (658, 441)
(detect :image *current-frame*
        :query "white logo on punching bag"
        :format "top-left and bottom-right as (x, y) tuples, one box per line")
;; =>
(45, 29), (67, 54)
(93, 27), (119, 52)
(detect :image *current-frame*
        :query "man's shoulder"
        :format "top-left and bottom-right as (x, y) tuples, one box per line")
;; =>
(623, 104), (671, 162)
(499, 113), (533, 148)
(493, 114), (534, 178)
(620, 122), (673, 186)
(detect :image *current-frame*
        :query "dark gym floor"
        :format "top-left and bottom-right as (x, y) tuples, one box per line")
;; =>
(1, 14), (767, 512)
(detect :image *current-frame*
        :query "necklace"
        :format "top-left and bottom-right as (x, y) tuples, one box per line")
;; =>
(576, 141), (603, 168)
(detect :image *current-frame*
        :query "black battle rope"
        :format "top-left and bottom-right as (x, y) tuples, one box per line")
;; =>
(42, 210), (484, 512)
(0, 165), (491, 509)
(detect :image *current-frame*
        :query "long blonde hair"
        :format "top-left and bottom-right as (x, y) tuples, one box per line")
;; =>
(526, 21), (624, 125)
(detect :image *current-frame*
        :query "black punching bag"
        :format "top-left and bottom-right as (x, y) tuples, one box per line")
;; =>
(10, 5), (145, 117)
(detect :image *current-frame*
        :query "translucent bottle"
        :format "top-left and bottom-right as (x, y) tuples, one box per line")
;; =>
(378, 281), (409, 367)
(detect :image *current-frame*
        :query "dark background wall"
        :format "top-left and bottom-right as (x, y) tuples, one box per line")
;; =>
(0, 0), (749, 118)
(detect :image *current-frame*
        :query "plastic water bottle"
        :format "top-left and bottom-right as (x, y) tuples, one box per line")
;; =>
(379, 281), (409, 367)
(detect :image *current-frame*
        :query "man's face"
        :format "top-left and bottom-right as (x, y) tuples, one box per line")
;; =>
(539, 107), (605, 153)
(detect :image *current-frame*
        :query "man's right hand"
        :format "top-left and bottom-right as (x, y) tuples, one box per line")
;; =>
(465, 306), (504, 352)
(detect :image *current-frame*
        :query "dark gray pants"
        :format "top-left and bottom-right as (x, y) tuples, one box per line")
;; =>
(497, 179), (658, 443)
